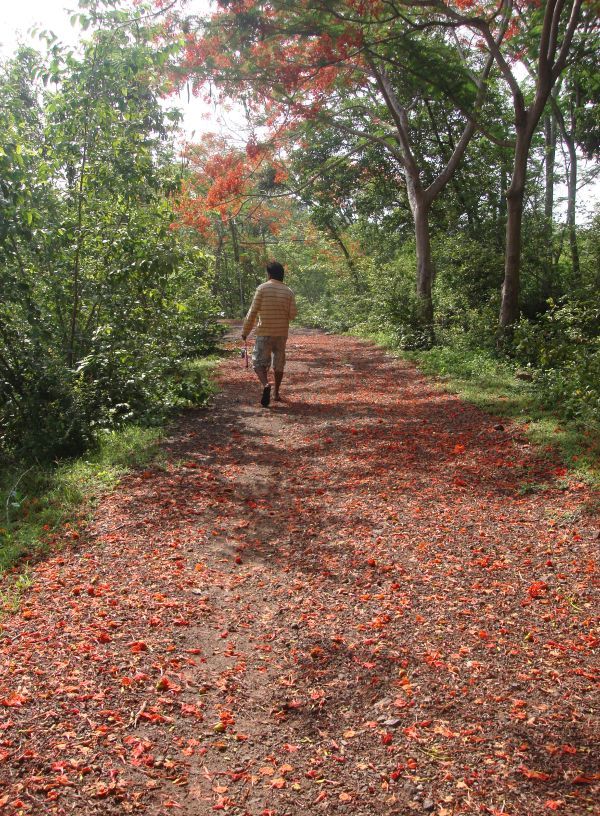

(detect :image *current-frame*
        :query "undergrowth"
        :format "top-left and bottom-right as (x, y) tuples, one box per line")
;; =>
(0, 425), (163, 582)
(0, 356), (221, 590)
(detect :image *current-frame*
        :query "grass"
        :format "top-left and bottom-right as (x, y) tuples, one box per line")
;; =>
(0, 425), (164, 580)
(354, 327), (600, 490)
(0, 355), (222, 593)
(0, 570), (33, 615)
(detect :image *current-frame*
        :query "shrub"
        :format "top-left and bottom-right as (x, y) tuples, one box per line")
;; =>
(513, 293), (600, 423)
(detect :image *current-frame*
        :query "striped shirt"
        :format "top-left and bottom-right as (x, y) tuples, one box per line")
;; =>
(242, 280), (297, 338)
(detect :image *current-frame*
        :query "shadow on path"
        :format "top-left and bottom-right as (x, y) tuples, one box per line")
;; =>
(0, 331), (597, 816)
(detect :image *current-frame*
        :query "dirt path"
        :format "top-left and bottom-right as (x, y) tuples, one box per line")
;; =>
(1, 331), (598, 816)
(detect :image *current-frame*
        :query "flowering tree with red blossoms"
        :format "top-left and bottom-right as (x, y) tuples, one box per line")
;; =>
(164, 0), (504, 330)
(174, 133), (295, 313)
(165, 0), (592, 329)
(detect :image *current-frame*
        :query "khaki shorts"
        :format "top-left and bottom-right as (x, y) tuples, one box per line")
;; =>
(252, 335), (288, 373)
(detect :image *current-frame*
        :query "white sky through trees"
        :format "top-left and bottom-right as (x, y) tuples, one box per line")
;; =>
(0, 0), (243, 142)
(1, 0), (597, 220)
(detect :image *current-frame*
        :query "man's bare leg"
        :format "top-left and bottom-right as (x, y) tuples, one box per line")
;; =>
(254, 366), (269, 387)
(274, 370), (284, 400)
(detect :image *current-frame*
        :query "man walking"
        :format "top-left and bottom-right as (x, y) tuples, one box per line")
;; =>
(241, 261), (297, 407)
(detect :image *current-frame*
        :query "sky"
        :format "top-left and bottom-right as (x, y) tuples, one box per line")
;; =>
(0, 1), (76, 52)
(0, 0), (242, 141)
(1, 0), (597, 220)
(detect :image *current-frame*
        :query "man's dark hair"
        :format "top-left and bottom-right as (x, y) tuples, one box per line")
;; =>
(267, 261), (285, 281)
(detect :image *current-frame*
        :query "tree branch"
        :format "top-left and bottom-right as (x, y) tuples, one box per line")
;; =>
(551, 0), (584, 84)
(425, 34), (499, 200)
(364, 52), (420, 181)
(546, 0), (566, 65)
(331, 119), (407, 168)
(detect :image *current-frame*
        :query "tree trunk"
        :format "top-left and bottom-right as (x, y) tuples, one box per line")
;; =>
(213, 229), (224, 297)
(261, 227), (268, 263)
(68, 137), (88, 369)
(499, 128), (531, 328)
(67, 41), (99, 369)
(372, 60), (492, 332)
(405, 169), (434, 328)
(229, 218), (244, 317)
(552, 89), (581, 284)
(542, 110), (557, 299)
(414, 199), (434, 325)
(563, 116), (580, 283)
(544, 112), (556, 226)
(498, 159), (508, 250)
(477, 0), (584, 329)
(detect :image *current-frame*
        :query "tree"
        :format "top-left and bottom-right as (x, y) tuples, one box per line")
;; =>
(0, 7), (219, 461)
(171, 0), (503, 330)
(552, 43), (600, 284)
(173, 133), (294, 315)
(425, 0), (590, 327)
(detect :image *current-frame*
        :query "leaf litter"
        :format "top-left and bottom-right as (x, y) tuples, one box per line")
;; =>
(0, 331), (598, 815)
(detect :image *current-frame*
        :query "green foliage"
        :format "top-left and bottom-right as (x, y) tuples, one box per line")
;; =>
(579, 212), (600, 288)
(355, 251), (434, 350)
(0, 22), (221, 463)
(432, 234), (503, 312)
(281, 202), (599, 438)
(514, 294), (600, 425)
(0, 350), (221, 577)
(291, 267), (364, 334)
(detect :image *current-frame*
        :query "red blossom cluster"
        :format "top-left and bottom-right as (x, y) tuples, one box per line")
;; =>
(172, 134), (292, 243)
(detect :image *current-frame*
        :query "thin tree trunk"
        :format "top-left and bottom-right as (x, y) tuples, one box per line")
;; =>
(213, 227), (224, 297)
(542, 110), (557, 299)
(261, 227), (268, 264)
(229, 218), (244, 317)
(68, 137), (89, 368)
(563, 93), (581, 283)
(67, 41), (100, 368)
(498, 160), (508, 250)
(222, 252), (233, 315)
(544, 112), (556, 226)
(565, 134), (580, 282)
(550, 89), (581, 284)
(500, 128), (531, 328)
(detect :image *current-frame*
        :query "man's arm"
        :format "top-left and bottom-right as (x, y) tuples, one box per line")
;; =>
(242, 289), (261, 338)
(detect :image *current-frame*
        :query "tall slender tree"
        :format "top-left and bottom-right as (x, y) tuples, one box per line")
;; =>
(423, 0), (589, 327)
